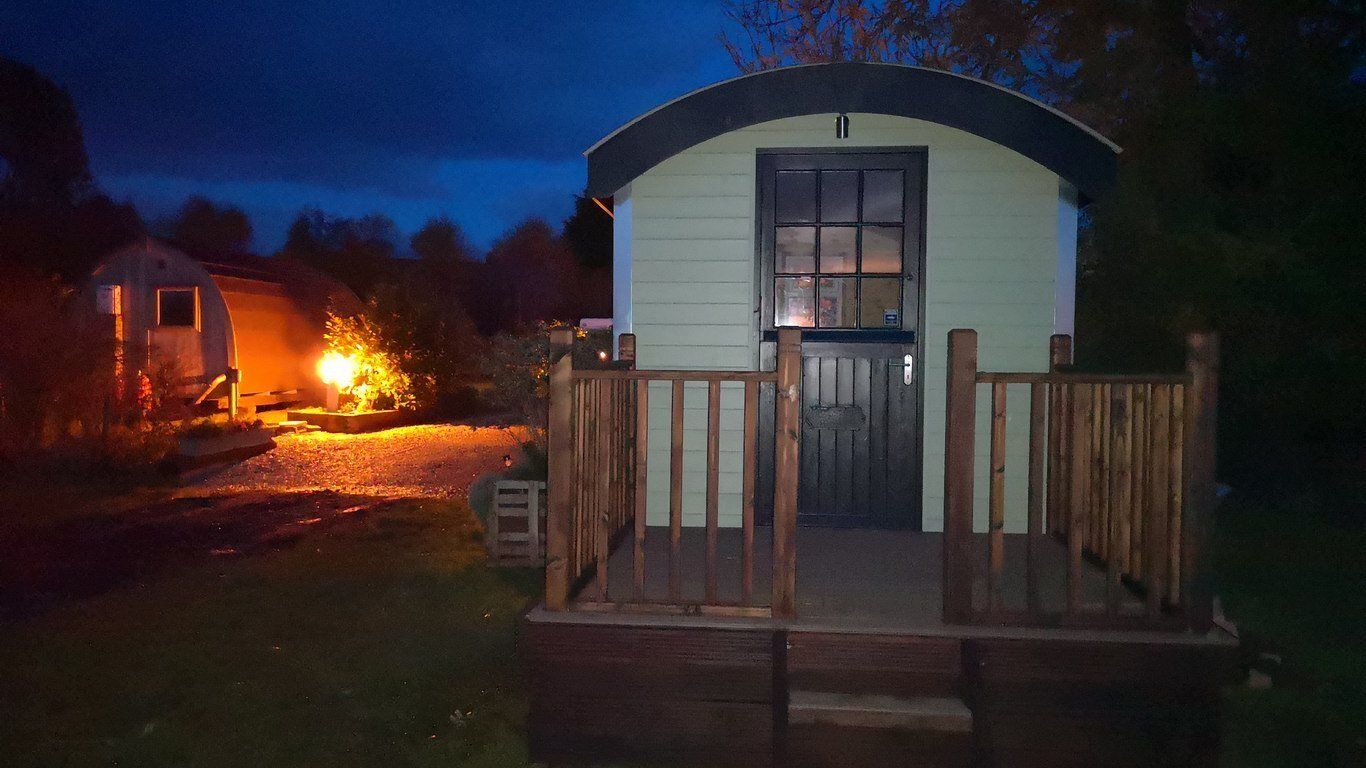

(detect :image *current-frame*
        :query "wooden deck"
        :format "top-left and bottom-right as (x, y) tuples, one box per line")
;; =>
(524, 528), (1237, 767)
(586, 527), (1154, 629)
(527, 329), (1233, 766)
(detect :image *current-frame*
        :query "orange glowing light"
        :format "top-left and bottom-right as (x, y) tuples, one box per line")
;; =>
(317, 351), (358, 389)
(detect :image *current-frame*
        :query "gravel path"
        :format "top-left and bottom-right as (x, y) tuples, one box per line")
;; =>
(186, 424), (529, 499)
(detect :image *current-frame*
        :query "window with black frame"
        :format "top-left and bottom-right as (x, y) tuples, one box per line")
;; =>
(772, 168), (905, 330)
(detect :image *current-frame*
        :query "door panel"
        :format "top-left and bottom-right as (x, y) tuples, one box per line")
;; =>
(756, 150), (927, 530)
(797, 344), (917, 528)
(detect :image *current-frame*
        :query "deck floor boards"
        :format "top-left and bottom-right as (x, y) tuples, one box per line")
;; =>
(595, 527), (1145, 629)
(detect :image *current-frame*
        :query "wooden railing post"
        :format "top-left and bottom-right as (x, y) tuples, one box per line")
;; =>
(617, 332), (636, 368)
(1183, 332), (1219, 631)
(545, 328), (575, 610)
(771, 328), (802, 619)
(1046, 335), (1072, 537)
(943, 329), (978, 624)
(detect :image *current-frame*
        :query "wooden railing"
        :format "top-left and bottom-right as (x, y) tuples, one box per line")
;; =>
(943, 329), (1219, 631)
(544, 328), (802, 618)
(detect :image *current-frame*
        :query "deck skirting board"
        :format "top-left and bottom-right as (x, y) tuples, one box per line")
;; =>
(521, 614), (1237, 767)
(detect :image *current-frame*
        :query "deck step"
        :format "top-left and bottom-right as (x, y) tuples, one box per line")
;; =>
(789, 691), (972, 733)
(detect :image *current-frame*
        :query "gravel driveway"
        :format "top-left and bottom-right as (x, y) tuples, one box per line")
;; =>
(187, 424), (529, 499)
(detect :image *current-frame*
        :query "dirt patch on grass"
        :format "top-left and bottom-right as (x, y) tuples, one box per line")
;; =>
(0, 491), (400, 622)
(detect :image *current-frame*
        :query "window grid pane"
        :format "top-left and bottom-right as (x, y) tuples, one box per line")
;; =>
(775, 276), (815, 327)
(772, 166), (908, 329)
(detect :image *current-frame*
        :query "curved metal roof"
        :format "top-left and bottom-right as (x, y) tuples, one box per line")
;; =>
(585, 62), (1120, 201)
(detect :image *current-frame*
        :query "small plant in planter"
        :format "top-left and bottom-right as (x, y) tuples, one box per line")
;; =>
(175, 418), (274, 469)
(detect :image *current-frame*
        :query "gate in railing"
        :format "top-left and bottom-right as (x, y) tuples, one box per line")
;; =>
(942, 329), (1219, 631)
(543, 328), (802, 618)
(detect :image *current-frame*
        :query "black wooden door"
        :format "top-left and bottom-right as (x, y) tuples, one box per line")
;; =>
(756, 150), (926, 529)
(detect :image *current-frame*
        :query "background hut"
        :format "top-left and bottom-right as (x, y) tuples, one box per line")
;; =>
(88, 238), (361, 415)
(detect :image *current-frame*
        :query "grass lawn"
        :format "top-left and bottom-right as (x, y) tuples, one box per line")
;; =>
(1216, 489), (1366, 767)
(0, 497), (542, 768)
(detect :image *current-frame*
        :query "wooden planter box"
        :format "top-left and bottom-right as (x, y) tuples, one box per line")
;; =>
(177, 428), (276, 470)
(286, 408), (404, 434)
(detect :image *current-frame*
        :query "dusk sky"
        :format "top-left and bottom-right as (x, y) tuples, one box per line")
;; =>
(2, 1), (739, 252)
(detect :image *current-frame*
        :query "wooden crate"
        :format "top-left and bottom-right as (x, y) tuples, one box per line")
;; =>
(489, 480), (547, 566)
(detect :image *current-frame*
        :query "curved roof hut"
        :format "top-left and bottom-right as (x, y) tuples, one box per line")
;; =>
(89, 238), (361, 412)
(587, 62), (1119, 532)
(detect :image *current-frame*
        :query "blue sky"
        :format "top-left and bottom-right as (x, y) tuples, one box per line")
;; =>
(1, 1), (739, 251)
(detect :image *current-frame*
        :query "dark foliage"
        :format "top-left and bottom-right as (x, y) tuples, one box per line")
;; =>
(0, 57), (143, 281)
(0, 57), (91, 207)
(562, 193), (613, 271)
(728, 0), (1366, 502)
(278, 208), (401, 298)
(483, 218), (578, 330)
(157, 196), (252, 258)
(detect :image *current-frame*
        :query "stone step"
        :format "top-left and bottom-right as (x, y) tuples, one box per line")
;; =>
(789, 691), (973, 734)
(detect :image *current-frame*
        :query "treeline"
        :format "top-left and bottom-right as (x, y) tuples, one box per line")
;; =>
(0, 54), (610, 456)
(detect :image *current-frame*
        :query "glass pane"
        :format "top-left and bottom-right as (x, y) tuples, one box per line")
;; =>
(775, 277), (815, 327)
(860, 278), (902, 329)
(819, 227), (856, 273)
(775, 227), (816, 273)
(862, 169), (904, 222)
(158, 289), (196, 327)
(776, 171), (817, 223)
(861, 226), (903, 273)
(817, 277), (857, 328)
(820, 170), (858, 222)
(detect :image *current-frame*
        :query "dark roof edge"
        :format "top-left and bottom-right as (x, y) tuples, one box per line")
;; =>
(585, 63), (1119, 201)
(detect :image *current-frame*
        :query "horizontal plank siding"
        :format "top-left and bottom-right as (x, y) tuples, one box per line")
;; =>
(626, 112), (1063, 531)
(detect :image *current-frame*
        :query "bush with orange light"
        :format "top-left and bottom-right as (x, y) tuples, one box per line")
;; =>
(319, 311), (415, 413)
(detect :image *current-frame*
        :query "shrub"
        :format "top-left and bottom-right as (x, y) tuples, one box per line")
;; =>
(322, 309), (416, 412)
(0, 266), (117, 456)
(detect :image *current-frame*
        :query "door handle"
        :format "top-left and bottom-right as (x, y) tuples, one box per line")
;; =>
(903, 353), (914, 385)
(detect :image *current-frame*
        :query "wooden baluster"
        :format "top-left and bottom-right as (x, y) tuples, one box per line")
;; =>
(595, 380), (609, 601)
(1116, 385), (1134, 578)
(633, 379), (648, 601)
(1102, 383), (1113, 560)
(1046, 335), (1072, 538)
(742, 380), (758, 605)
(987, 382), (1007, 615)
(619, 336), (636, 555)
(1105, 385), (1129, 617)
(771, 330), (801, 618)
(669, 380), (684, 602)
(943, 330), (978, 623)
(545, 328), (574, 610)
(1067, 382), (1091, 615)
(1183, 332), (1219, 631)
(1168, 384), (1185, 606)
(1026, 382), (1047, 617)
(1146, 385), (1171, 618)
(705, 380), (721, 603)
(1090, 383), (1105, 556)
(1131, 384), (1149, 580)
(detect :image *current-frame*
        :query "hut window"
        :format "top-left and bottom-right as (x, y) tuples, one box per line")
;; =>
(156, 287), (198, 328)
(773, 168), (908, 329)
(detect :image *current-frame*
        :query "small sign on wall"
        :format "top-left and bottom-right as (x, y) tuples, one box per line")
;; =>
(883, 308), (899, 327)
